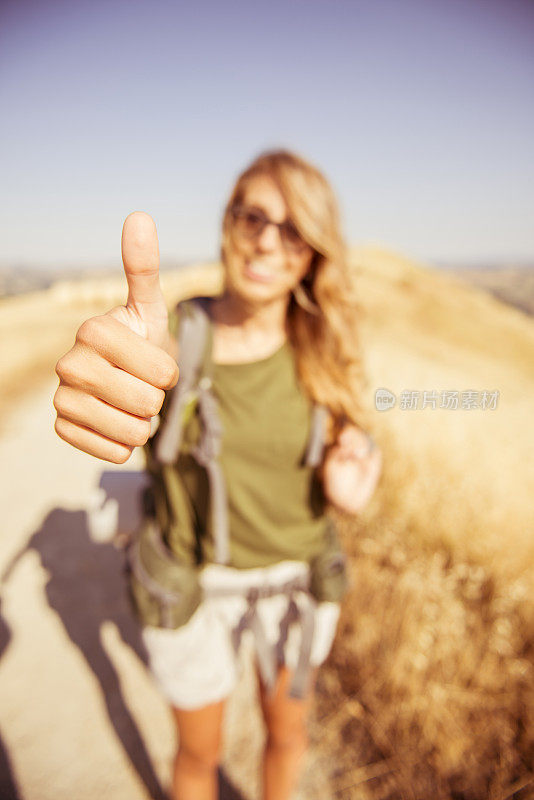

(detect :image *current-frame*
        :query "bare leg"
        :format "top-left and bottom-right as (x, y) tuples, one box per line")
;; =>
(171, 698), (226, 800)
(257, 663), (318, 800)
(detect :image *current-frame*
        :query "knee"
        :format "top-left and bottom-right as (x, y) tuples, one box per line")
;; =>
(176, 738), (222, 773)
(265, 715), (309, 753)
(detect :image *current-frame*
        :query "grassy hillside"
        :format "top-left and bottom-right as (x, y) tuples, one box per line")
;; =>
(348, 245), (534, 580)
(325, 246), (534, 799)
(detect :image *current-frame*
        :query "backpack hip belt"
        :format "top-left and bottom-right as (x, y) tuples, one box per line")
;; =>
(204, 572), (316, 699)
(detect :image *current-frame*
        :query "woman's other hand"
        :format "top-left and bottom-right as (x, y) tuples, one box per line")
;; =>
(322, 425), (382, 514)
(53, 212), (178, 464)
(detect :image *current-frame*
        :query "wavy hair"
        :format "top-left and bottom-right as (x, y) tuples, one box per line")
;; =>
(221, 149), (370, 436)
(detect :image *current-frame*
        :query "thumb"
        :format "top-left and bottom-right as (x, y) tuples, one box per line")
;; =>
(120, 211), (168, 344)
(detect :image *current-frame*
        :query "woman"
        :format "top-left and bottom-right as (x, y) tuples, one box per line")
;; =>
(54, 149), (382, 800)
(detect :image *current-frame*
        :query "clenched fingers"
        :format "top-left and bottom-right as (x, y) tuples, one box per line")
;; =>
(56, 345), (167, 418)
(53, 385), (152, 447)
(54, 416), (136, 464)
(75, 314), (178, 388)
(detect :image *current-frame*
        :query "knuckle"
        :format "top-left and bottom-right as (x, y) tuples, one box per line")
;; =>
(55, 353), (70, 381)
(156, 357), (178, 388)
(127, 418), (151, 447)
(52, 387), (62, 413)
(110, 444), (134, 464)
(54, 416), (70, 442)
(75, 316), (102, 347)
(141, 387), (165, 418)
(53, 385), (71, 415)
(55, 351), (80, 385)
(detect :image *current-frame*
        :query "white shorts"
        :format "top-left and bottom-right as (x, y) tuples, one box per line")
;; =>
(141, 560), (341, 710)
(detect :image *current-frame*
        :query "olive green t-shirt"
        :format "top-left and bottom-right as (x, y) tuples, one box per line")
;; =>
(145, 321), (329, 569)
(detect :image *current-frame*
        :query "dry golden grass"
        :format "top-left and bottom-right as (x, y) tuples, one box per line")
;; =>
(310, 246), (534, 799)
(314, 510), (534, 799)
(2, 250), (533, 799)
(350, 245), (534, 584)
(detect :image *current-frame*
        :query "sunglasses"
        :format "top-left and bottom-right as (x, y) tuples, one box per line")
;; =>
(230, 205), (309, 254)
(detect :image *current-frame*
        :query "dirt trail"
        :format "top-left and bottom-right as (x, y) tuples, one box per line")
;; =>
(0, 381), (335, 800)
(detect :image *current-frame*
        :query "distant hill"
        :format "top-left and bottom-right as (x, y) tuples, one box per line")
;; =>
(0, 264), (115, 297)
(438, 263), (534, 317)
(2, 258), (533, 317)
(0, 260), (192, 298)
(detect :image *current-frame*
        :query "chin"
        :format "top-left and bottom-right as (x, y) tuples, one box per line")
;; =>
(227, 269), (289, 307)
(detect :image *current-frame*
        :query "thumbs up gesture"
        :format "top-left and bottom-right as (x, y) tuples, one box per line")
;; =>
(53, 212), (179, 463)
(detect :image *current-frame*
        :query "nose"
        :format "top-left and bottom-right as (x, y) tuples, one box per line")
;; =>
(256, 221), (283, 252)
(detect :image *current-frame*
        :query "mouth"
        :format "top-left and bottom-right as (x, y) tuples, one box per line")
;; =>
(243, 260), (281, 284)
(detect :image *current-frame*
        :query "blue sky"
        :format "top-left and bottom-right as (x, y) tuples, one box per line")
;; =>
(1, 0), (533, 269)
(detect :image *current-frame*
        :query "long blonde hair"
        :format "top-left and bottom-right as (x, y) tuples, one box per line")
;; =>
(221, 149), (370, 436)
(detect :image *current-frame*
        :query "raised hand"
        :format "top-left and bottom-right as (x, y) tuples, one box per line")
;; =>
(322, 425), (382, 514)
(53, 212), (178, 463)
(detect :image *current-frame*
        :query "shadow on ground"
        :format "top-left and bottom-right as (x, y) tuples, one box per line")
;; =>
(1, 502), (255, 800)
(218, 767), (250, 800)
(0, 604), (22, 800)
(3, 506), (167, 799)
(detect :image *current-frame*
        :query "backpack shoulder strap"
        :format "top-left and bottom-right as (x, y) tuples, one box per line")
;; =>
(153, 298), (212, 465)
(304, 404), (328, 468)
(155, 296), (230, 565)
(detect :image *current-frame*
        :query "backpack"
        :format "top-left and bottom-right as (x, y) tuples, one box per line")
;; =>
(126, 297), (349, 699)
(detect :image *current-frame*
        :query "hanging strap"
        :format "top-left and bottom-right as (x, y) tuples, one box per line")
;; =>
(276, 591), (317, 699)
(190, 378), (230, 565)
(304, 404), (328, 467)
(205, 573), (317, 699)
